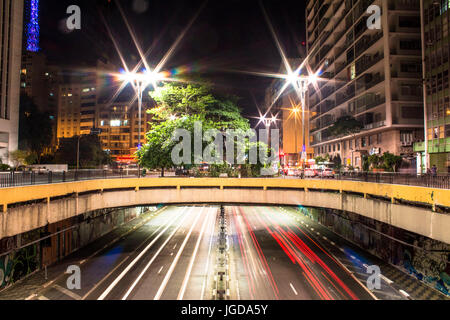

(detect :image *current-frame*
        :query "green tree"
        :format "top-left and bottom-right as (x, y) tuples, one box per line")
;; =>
(380, 152), (403, 172)
(314, 155), (326, 164)
(138, 83), (260, 176)
(19, 94), (53, 164)
(362, 155), (370, 172)
(328, 116), (363, 137)
(55, 135), (111, 168)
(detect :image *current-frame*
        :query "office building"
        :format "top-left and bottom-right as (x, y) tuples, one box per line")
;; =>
(0, 0), (24, 165)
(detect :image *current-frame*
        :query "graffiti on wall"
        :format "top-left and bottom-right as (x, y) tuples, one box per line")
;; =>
(298, 206), (450, 296)
(0, 245), (39, 289)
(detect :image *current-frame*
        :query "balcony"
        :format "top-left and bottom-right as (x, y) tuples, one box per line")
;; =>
(364, 120), (386, 130)
(355, 97), (386, 115)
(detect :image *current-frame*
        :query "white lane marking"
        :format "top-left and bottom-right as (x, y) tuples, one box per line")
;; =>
(97, 208), (187, 300)
(350, 255), (356, 260)
(154, 208), (203, 300)
(381, 275), (394, 284)
(200, 209), (216, 300)
(157, 266), (164, 275)
(54, 284), (82, 300)
(25, 294), (38, 300)
(170, 252), (174, 256)
(38, 295), (49, 300)
(178, 208), (210, 300)
(399, 290), (410, 297)
(173, 243), (177, 250)
(289, 283), (298, 296)
(330, 241), (335, 246)
(121, 210), (192, 300)
(323, 236), (327, 240)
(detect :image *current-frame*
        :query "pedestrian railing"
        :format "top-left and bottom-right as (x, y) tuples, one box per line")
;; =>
(0, 170), (449, 189)
(0, 169), (141, 188)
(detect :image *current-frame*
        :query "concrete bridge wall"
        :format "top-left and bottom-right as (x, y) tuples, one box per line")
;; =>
(1, 178), (449, 243)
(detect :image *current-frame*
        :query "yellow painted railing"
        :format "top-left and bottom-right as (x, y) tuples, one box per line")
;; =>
(1, 178), (449, 212)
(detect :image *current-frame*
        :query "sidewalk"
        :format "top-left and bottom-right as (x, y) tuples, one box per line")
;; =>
(0, 207), (166, 300)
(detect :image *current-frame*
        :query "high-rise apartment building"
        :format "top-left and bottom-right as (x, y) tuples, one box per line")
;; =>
(418, 0), (450, 173)
(97, 96), (153, 164)
(0, 0), (24, 165)
(307, 0), (424, 170)
(56, 59), (116, 141)
(20, 52), (47, 111)
(55, 59), (153, 164)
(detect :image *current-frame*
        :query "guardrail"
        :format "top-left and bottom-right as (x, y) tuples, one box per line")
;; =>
(0, 169), (141, 188)
(0, 169), (449, 190)
(333, 172), (450, 190)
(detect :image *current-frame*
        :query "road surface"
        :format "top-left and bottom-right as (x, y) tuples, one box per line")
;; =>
(24, 205), (376, 300)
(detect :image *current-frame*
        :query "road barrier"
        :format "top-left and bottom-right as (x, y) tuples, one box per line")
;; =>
(1, 169), (449, 189)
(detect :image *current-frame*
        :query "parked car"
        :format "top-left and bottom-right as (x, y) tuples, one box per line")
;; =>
(175, 168), (190, 176)
(287, 168), (296, 176)
(304, 168), (317, 178)
(319, 168), (335, 178)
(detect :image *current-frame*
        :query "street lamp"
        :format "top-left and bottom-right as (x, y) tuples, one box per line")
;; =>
(260, 114), (277, 128)
(118, 70), (164, 151)
(285, 71), (318, 167)
(291, 107), (300, 166)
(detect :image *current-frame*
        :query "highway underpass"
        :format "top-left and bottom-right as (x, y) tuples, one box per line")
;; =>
(1, 205), (383, 300)
(0, 178), (449, 300)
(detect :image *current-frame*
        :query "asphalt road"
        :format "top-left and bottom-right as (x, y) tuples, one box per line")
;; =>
(27, 205), (375, 300)
(227, 206), (374, 300)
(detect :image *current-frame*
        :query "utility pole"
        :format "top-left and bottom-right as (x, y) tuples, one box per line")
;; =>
(76, 136), (80, 170)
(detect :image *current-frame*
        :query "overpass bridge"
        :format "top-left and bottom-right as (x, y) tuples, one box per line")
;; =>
(1, 177), (449, 244)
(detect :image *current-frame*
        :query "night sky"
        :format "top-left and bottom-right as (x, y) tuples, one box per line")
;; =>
(39, 0), (306, 118)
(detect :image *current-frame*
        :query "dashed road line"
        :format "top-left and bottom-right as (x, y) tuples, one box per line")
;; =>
(157, 266), (164, 275)
(289, 283), (298, 296)
(54, 284), (82, 300)
(399, 290), (410, 298)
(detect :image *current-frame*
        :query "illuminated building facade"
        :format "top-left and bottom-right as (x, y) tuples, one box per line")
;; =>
(0, 0), (24, 165)
(307, 0), (424, 170)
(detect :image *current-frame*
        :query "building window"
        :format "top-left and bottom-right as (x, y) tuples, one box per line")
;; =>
(377, 133), (382, 144)
(401, 106), (423, 119)
(400, 131), (414, 144)
(399, 39), (421, 50)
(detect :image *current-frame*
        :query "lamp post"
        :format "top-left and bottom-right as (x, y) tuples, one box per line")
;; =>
(76, 135), (80, 170)
(118, 70), (163, 175)
(291, 107), (300, 166)
(260, 115), (278, 151)
(286, 71), (318, 168)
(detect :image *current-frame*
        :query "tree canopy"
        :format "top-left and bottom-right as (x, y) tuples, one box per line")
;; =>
(328, 115), (363, 137)
(138, 83), (268, 176)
